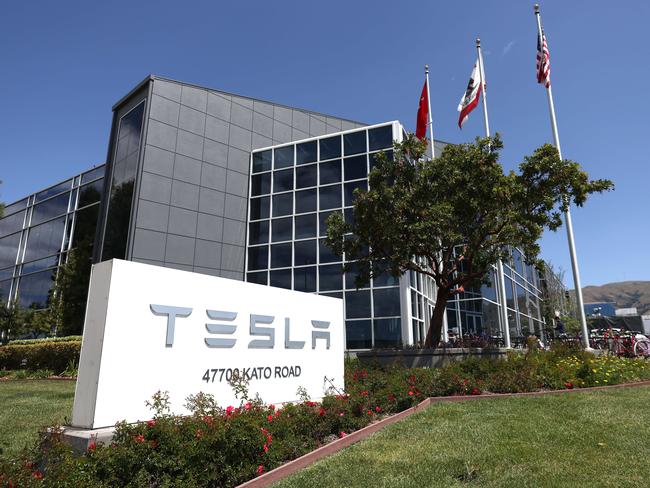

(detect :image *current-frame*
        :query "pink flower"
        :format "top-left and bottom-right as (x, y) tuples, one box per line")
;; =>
(267, 414), (274, 422)
(375, 406), (381, 412)
(226, 405), (235, 415)
(88, 441), (96, 451)
(257, 465), (265, 475)
(147, 419), (156, 428)
(318, 408), (326, 417)
(263, 443), (269, 453)
(339, 432), (347, 438)
(134, 434), (145, 443)
(203, 415), (213, 425)
(244, 402), (252, 410)
(408, 391), (414, 396)
(339, 412), (345, 417)
(33, 471), (43, 480)
(268, 404), (275, 411)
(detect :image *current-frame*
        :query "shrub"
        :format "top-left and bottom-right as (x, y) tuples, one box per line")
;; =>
(7, 336), (82, 346)
(0, 341), (80, 374)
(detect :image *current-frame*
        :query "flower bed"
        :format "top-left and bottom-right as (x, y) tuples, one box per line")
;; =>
(2, 349), (650, 487)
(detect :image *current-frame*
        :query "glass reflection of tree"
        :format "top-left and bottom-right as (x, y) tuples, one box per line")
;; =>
(102, 180), (134, 261)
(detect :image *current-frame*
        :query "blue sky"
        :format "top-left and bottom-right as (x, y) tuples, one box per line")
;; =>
(1, 0), (647, 288)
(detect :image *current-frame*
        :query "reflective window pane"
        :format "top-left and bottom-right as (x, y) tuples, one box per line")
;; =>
(295, 164), (317, 189)
(345, 290), (371, 319)
(247, 246), (268, 270)
(35, 180), (71, 203)
(343, 130), (366, 156)
(346, 320), (372, 349)
(249, 197), (270, 220)
(271, 217), (292, 242)
(320, 160), (341, 185)
(294, 214), (317, 239)
(2, 198), (28, 217)
(295, 189), (317, 214)
(373, 269), (400, 287)
(24, 217), (65, 262)
(294, 239), (317, 266)
(320, 135), (341, 160)
(296, 141), (317, 165)
(31, 192), (70, 226)
(274, 146), (294, 169)
(272, 193), (293, 217)
(373, 287), (401, 317)
(271, 243), (292, 268)
(78, 179), (104, 208)
(294, 266), (316, 292)
(18, 269), (56, 309)
(0, 211), (25, 238)
(81, 166), (105, 184)
(251, 173), (271, 196)
(0, 278), (11, 300)
(319, 238), (340, 264)
(344, 180), (367, 206)
(253, 150), (272, 173)
(344, 155), (367, 181)
(21, 255), (59, 275)
(369, 125), (393, 151)
(0, 233), (21, 269)
(273, 169), (294, 193)
(319, 264), (342, 291)
(270, 269), (292, 289)
(344, 208), (355, 227)
(249, 220), (269, 245)
(319, 185), (341, 210)
(373, 318), (402, 348)
(247, 271), (267, 285)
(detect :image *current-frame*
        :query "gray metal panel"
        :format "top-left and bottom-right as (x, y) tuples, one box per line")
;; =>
(165, 234), (195, 265)
(173, 154), (202, 185)
(170, 180), (199, 211)
(194, 239), (222, 269)
(140, 172), (172, 204)
(132, 228), (166, 261)
(143, 145), (174, 178)
(136, 200), (169, 233)
(201, 164), (227, 192)
(178, 105), (206, 136)
(168, 207), (198, 238)
(198, 187), (225, 216)
(196, 213), (223, 242)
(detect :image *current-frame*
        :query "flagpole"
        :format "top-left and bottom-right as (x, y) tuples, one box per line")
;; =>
(534, 4), (591, 351)
(476, 38), (511, 349)
(425, 65), (449, 343)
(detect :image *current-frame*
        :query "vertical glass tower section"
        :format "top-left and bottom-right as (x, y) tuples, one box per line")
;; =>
(100, 100), (146, 261)
(247, 122), (418, 350)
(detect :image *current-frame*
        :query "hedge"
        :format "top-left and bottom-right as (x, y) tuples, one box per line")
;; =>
(0, 341), (81, 374)
(7, 336), (82, 346)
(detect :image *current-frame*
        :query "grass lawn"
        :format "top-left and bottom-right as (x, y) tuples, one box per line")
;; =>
(0, 380), (75, 457)
(274, 386), (650, 488)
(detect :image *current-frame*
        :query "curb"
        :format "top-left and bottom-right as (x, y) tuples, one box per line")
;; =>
(0, 376), (76, 382)
(237, 380), (650, 487)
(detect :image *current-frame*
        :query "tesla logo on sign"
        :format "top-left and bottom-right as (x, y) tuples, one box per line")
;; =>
(149, 305), (331, 350)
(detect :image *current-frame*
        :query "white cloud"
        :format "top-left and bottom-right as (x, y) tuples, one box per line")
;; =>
(502, 40), (516, 56)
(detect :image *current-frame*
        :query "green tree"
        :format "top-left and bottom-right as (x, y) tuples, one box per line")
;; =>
(326, 134), (613, 348)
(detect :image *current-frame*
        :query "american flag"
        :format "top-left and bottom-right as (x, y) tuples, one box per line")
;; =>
(537, 31), (551, 88)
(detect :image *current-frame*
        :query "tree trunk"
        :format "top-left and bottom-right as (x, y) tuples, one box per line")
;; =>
(423, 287), (450, 349)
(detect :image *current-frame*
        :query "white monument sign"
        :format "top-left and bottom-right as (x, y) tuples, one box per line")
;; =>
(72, 260), (344, 429)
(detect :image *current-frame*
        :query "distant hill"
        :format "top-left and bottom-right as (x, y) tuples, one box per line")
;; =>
(580, 281), (650, 315)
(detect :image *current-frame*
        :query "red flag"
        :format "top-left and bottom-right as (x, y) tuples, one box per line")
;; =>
(416, 79), (429, 140)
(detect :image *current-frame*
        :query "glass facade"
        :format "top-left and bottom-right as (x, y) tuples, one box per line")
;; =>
(247, 122), (424, 350)
(100, 101), (146, 261)
(446, 247), (546, 344)
(0, 166), (105, 308)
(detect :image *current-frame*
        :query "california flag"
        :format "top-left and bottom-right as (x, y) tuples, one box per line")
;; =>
(457, 60), (482, 129)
